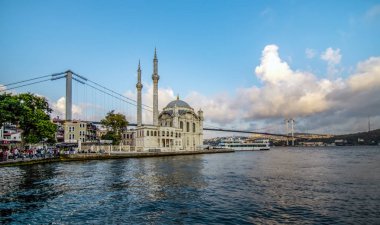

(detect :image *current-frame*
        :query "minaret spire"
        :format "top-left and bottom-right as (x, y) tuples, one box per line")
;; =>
(152, 48), (160, 126)
(136, 60), (143, 126)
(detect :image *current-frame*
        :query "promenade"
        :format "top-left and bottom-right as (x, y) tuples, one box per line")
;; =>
(0, 149), (234, 167)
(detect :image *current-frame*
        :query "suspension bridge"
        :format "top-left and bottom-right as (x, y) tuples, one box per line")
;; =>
(1, 70), (305, 141)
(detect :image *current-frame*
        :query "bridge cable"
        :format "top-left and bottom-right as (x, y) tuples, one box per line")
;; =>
(2, 72), (66, 87)
(0, 78), (53, 92)
(73, 72), (153, 109)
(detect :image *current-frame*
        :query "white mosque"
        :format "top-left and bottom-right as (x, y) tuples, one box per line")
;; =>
(124, 49), (204, 152)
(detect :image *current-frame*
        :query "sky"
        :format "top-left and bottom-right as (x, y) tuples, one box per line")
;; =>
(1, 0), (380, 136)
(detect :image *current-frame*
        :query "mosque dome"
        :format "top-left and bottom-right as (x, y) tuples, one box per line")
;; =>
(166, 99), (191, 109)
(165, 98), (192, 109)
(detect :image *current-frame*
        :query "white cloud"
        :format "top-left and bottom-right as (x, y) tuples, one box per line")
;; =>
(321, 47), (341, 64)
(182, 45), (380, 134)
(305, 48), (317, 59)
(321, 47), (342, 77)
(347, 57), (380, 92)
(51, 97), (84, 120)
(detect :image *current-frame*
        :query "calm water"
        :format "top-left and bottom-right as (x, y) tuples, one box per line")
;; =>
(1, 147), (380, 224)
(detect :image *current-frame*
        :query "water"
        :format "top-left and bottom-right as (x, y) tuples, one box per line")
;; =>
(1, 146), (380, 224)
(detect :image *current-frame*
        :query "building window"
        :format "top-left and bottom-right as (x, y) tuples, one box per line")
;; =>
(180, 121), (183, 130)
(171, 131), (173, 137)
(154, 131), (157, 136)
(193, 123), (196, 133)
(163, 131), (165, 136)
(167, 131), (169, 136)
(186, 122), (190, 132)
(147, 130), (149, 136)
(151, 131), (153, 136)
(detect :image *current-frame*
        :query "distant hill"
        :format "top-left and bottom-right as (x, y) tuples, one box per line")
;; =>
(313, 128), (380, 145)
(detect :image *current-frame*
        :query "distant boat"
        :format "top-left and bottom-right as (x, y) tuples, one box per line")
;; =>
(218, 139), (270, 151)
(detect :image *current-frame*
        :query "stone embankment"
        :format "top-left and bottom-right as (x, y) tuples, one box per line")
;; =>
(0, 149), (234, 167)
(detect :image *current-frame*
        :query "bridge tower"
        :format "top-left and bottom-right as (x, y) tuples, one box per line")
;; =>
(66, 70), (73, 121)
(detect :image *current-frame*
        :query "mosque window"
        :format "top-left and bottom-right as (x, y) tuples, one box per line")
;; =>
(186, 122), (190, 132)
(180, 121), (183, 130)
(193, 123), (196, 133)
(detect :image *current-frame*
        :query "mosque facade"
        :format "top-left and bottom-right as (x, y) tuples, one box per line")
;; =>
(124, 50), (204, 152)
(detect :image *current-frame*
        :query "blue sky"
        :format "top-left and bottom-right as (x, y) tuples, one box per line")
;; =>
(1, 0), (380, 134)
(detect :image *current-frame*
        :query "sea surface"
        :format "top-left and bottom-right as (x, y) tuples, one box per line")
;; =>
(1, 146), (380, 224)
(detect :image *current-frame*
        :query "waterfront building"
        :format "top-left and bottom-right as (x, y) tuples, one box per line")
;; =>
(127, 50), (204, 152)
(0, 123), (22, 144)
(64, 120), (87, 143)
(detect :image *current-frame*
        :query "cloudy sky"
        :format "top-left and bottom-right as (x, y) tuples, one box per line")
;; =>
(1, 0), (379, 136)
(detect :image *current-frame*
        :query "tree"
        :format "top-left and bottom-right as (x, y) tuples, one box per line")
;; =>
(100, 110), (128, 145)
(0, 92), (57, 145)
(0, 93), (24, 125)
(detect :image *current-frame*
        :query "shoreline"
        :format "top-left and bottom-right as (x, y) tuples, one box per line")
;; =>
(0, 149), (234, 167)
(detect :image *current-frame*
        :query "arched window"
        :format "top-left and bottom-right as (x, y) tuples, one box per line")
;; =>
(180, 121), (183, 130)
(186, 122), (190, 132)
(193, 123), (196, 132)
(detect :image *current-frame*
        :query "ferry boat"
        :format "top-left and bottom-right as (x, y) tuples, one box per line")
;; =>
(218, 139), (270, 151)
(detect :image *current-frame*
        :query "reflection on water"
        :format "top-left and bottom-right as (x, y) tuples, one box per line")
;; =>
(1, 146), (380, 224)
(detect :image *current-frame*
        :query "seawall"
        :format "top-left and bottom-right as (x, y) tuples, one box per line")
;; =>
(0, 149), (234, 167)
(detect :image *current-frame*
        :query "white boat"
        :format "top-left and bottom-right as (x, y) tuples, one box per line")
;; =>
(218, 139), (270, 151)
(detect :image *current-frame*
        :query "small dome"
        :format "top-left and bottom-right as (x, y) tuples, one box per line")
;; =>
(165, 99), (191, 109)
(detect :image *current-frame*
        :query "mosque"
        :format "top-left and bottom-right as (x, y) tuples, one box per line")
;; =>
(124, 49), (204, 152)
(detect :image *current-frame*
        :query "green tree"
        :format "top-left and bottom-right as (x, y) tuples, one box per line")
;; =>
(0, 93), (24, 125)
(0, 92), (57, 145)
(100, 110), (128, 145)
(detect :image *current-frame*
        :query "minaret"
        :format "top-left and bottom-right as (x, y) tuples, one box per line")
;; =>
(152, 48), (160, 126)
(136, 60), (143, 126)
